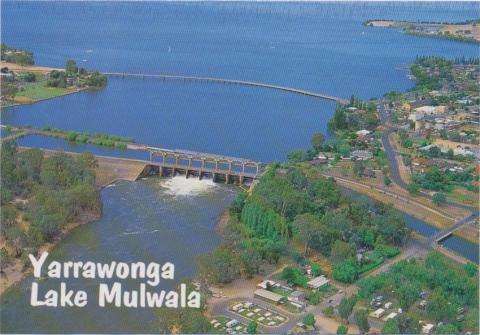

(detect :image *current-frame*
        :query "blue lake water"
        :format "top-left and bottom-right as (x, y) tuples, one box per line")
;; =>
(2, 1), (478, 162)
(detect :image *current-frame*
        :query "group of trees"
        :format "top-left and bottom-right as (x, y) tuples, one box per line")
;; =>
(198, 163), (409, 285)
(412, 166), (476, 193)
(1, 142), (100, 267)
(328, 102), (379, 133)
(357, 252), (479, 334)
(410, 56), (453, 91)
(46, 60), (107, 88)
(0, 43), (34, 65)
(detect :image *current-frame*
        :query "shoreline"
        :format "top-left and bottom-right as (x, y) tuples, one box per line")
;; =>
(0, 210), (101, 296)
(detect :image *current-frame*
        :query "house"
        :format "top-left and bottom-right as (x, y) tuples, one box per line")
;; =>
(351, 150), (373, 161)
(307, 275), (330, 290)
(422, 323), (435, 334)
(408, 111), (425, 122)
(382, 312), (398, 321)
(257, 280), (277, 290)
(254, 289), (285, 304)
(356, 129), (371, 137)
(288, 291), (306, 303)
(384, 302), (393, 309)
(415, 105), (448, 115)
(370, 308), (385, 318)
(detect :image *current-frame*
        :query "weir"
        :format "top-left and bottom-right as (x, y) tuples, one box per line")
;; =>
(138, 146), (263, 185)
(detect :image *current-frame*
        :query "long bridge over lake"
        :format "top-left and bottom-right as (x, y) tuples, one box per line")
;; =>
(103, 72), (349, 104)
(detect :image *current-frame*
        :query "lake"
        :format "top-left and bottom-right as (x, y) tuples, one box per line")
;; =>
(1, 1), (478, 332)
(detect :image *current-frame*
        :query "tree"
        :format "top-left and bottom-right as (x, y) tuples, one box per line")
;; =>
(407, 182), (420, 194)
(397, 312), (420, 334)
(354, 309), (370, 333)
(322, 306), (334, 317)
(427, 289), (453, 322)
(65, 59), (78, 74)
(311, 132), (325, 153)
(331, 240), (356, 263)
(281, 266), (307, 287)
(293, 213), (321, 256)
(303, 313), (316, 328)
(196, 245), (240, 284)
(353, 160), (365, 177)
(382, 319), (400, 334)
(310, 263), (322, 276)
(434, 324), (458, 334)
(332, 259), (359, 283)
(337, 325), (348, 334)
(374, 208), (409, 246)
(338, 296), (357, 321)
(247, 321), (257, 334)
(383, 175), (392, 186)
(0, 248), (11, 273)
(464, 263), (477, 277)
(432, 192), (446, 206)
(0, 207), (17, 236)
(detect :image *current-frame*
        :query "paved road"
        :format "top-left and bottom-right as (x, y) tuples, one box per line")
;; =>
(378, 103), (478, 247)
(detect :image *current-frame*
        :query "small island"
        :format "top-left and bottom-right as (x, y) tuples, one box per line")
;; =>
(364, 19), (480, 44)
(1, 43), (107, 107)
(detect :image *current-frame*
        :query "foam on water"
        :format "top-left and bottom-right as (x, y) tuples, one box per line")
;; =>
(160, 176), (218, 196)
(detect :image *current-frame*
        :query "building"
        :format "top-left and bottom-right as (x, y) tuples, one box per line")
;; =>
(257, 280), (277, 290)
(254, 289), (285, 304)
(307, 275), (330, 290)
(356, 129), (370, 137)
(422, 323), (435, 334)
(351, 150), (373, 161)
(370, 308), (385, 318)
(414, 105), (448, 115)
(408, 111), (425, 122)
(382, 312), (398, 321)
(287, 291), (306, 303)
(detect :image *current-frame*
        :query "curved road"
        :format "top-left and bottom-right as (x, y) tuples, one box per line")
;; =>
(379, 103), (478, 247)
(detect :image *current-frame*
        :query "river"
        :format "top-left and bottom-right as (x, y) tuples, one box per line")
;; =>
(0, 177), (237, 333)
(1, 1), (479, 333)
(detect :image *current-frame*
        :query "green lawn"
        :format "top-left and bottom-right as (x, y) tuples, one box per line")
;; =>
(15, 81), (76, 101)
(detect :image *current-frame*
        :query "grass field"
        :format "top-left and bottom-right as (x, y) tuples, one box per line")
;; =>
(14, 81), (78, 102)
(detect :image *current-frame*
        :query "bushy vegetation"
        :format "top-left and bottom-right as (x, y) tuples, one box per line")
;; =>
(358, 252), (479, 334)
(410, 56), (454, 91)
(197, 163), (409, 284)
(0, 142), (100, 262)
(412, 166), (477, 193)
(40, 126), (133, 150)
(0, 43), (34, 65)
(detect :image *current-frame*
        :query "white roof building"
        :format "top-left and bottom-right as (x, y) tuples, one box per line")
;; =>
(254, 289), (285, 303)
(415, 105), (447, 115)
(256, 280), (277, 289)
(356, 129), (371, 137)
(422, 323), (435, 334)
(307, 275), (330, 289)
(370, 308), (385, 318)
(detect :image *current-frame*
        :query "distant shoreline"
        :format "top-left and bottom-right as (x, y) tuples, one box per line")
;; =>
(364, 19), (480, 44)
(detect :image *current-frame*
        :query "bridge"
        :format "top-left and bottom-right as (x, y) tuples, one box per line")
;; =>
(139, 145), (264, 184)
(103, 72), (349, 105)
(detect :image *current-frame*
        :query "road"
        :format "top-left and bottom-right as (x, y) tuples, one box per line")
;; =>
(378, 103), (478, 248)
